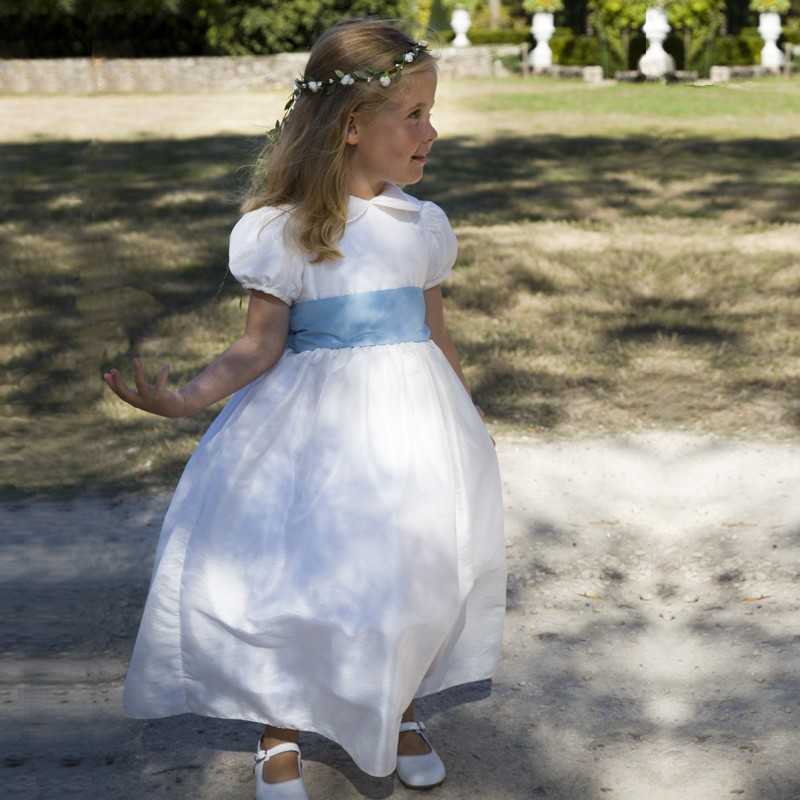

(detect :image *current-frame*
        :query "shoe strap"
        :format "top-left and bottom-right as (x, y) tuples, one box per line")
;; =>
(254, 740), (302, 775)
(399, 720), (433, 750)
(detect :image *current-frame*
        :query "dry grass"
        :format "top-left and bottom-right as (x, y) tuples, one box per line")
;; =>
(447, 218), (800, 437)
(2, 76), (799, 499)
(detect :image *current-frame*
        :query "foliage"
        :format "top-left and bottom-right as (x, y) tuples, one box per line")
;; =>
(735, 24), (767, 55)
(201, 0), (417, 56)
(784, 15), (800, 42)
(549, 26), (600, 63)
(586, 0), (733, 77)
(0, 0), (208, 57)
(586, 0), (648, 75)
(414, 0), (432, 28)
(427, 0), (452, 38)
(0, 0), (79, 56)
(665, 0), (725, 74)
(587, 0), (648, 34)
(722, 0), (797, 32)
(440, 0), (481, 13)
(0, 0), (77, 13)
(5, 0), (800, 61)
(748, 0), (790, 13)
(0, 0), (420, 57)
(466, 26), (530, 43)
(469, 0), (524, 28)
(522, 0), (565, 13)
(711, 28), (763, 62)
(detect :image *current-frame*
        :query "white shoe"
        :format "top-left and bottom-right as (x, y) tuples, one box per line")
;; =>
(395, 720), (446, 789)
(254, 738), (310, 800)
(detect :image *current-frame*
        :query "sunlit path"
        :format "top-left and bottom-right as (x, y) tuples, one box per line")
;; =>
(7, 431), (800, 798)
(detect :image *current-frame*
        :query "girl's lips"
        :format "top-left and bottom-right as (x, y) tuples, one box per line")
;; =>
(411, 155), (428, 162)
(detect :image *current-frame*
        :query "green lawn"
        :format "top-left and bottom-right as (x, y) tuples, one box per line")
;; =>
(463, 78), (800, 117)
(2, 76), (799, 500)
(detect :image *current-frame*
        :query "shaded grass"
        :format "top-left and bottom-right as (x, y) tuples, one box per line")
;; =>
(447, 235), (799, 435)
(2, 84), (800, 499)
(416, 133), (800, 225)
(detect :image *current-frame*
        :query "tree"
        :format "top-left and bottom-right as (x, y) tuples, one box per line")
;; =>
(488, 0), (502, 27)
(201, 0), (418, 55)
(587, 0), (648, 74)
(665, 0), (726, 74)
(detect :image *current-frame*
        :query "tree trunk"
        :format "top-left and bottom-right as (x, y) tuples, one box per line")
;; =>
(488, 0), (501, 29)
(684, 29), (691, 72)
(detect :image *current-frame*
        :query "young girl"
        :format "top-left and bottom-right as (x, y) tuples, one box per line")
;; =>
(104, 17), (506, 800)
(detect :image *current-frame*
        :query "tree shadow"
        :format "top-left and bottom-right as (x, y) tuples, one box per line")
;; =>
(2, 129), (798, 498)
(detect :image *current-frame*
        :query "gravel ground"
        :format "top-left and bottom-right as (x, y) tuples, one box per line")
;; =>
(5, 430), (800, 799)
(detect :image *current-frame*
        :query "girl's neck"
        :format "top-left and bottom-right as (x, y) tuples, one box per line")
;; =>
(348, 176), (388, 202)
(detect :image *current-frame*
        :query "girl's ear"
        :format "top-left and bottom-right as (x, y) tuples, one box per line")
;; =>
(345, 114), (359, 146)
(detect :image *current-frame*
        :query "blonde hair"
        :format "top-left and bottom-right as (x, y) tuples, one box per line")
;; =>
(240, 17), (439, 265)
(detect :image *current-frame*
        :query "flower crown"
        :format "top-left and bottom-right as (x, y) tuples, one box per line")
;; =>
(265, 39), (430, 145)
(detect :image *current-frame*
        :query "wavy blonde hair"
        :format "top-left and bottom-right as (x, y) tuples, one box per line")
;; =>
(239, 16), (439, 265)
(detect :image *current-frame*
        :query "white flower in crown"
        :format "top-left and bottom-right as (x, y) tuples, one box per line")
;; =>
(404, 51), (415, 62)
(379, 74), (392, 87)
(307, 80), (323, 92)
(340, 73), (355, 85)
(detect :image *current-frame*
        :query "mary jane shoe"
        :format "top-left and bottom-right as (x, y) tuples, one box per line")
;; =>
(254, 738), (310, 800)
(395, 720), (446, 789)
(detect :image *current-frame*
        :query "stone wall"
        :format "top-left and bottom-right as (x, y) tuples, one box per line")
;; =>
(0, 45), (525, 94)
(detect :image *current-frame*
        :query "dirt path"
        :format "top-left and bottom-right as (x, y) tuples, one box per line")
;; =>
(6, 431), (800, 799)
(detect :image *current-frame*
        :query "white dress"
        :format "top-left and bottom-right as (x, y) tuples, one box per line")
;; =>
(122, 180), (507, 778)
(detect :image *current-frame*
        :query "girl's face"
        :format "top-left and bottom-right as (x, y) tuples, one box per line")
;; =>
(345, 68), (438, 196)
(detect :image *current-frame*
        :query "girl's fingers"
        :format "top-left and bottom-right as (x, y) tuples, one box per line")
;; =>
(156, 363), (170, 393)
(132, 356), (149, 397)
(107, 369), (143, 410)
(111, 370), (133, 400)
(104, 359), (171, 414)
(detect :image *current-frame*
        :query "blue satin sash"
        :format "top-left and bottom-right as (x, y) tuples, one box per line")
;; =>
(287, 286), (431, 353)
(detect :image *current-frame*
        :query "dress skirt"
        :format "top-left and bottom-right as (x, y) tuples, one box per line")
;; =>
(122, 288), (507, 778)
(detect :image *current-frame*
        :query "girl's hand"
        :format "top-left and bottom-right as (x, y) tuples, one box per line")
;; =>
(103, 357), (187, 418)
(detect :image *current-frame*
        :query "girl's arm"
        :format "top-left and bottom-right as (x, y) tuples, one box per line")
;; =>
(425, 286), (494, 446)
(103, 291), (290, 418)
(424, 285), (471, 396)
(425, 284), (490, 410)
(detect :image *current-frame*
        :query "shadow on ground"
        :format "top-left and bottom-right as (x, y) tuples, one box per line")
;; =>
(2, 132), (799, 500)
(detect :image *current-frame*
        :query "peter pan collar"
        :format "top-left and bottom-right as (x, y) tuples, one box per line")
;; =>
(346, 181), (423, 224)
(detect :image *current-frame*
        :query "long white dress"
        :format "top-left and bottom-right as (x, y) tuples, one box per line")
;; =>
(122, 181), (507, 778)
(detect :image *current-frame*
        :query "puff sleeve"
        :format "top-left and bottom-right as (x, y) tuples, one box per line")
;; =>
(421, 200), (459, 290)
(228, 207), (302, 306)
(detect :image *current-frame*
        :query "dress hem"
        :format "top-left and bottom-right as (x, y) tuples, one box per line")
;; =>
(122, 669), (498, 778)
